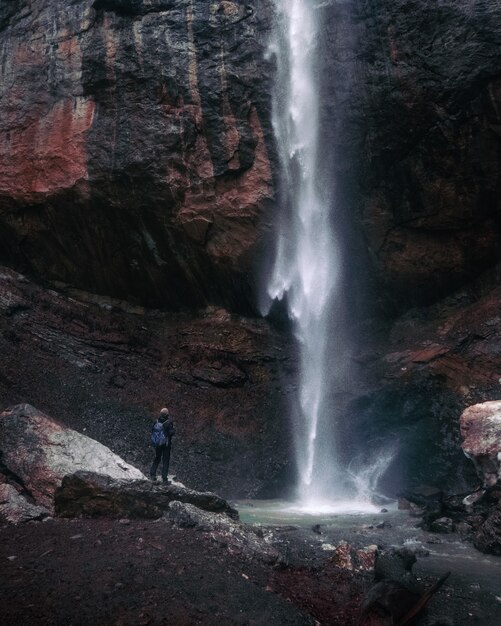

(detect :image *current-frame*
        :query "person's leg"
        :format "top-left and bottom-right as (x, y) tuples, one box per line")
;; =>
(161, 444), (171, 482)
(150, 446), (163, 479)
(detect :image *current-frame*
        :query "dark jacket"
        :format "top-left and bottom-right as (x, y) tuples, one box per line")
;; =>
(161, 417), (175, 442)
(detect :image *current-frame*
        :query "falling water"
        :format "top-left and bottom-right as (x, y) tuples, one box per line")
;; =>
(263, 0), (342, 508)
(263, 0), (395, 511)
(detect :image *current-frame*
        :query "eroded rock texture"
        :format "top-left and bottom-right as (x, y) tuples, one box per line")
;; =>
(0, 0), (274, 312)
(358, 0), (501, 307)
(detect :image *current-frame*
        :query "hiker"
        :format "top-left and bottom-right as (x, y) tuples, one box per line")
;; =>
(150, 407), (175, 484)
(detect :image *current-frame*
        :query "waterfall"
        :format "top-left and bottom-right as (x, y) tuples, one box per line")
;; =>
(263, 0), (343, 507)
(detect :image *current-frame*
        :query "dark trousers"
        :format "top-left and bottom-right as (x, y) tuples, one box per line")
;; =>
(150, 444), (171, 480)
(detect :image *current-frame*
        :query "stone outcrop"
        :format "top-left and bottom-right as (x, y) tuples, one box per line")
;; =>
(460, 401), (501, 488)
(55, 470), (238, 519)
(0, 482), (49, 524)
(473, 508), (501, 556)
(397, 400), (501, 555)
(165, 500), (281, 564)
(0, 404), (145, 512)
(359, 547), (449, 625)
(0, 0), (274, 312)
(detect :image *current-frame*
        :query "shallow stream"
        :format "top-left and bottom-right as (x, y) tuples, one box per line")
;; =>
(236, 499), (501, 625)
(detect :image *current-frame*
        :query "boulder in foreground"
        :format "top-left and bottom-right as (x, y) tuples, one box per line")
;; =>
(460, 400), (501, 488)
(0, 404), (145, 513)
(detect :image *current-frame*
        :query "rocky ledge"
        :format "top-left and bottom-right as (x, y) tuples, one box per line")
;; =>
(0, 403), (240, 534)
(55, 470), (238, 520)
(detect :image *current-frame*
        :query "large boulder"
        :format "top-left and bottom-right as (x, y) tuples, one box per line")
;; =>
(54, 470), (238, 520)
(0, 404), (145, 512)
(460, 400), (501, 488)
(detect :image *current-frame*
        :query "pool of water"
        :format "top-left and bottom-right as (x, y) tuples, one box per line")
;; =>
(234, 498), (501, 625)
(236, 497), (390, 526)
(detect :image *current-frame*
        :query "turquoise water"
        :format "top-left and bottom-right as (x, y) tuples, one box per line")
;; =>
(235, 498), (388, 527)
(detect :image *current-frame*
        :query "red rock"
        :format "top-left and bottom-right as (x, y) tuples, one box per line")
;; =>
(460, 401), (501, 488)
(410, 344), (449, 364)
(0, 404), (145, 512)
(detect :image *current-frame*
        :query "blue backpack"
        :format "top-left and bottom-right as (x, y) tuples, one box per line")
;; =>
(150, 422), (166, 447)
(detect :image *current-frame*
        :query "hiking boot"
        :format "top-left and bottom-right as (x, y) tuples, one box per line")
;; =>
(150, 476), (157, 482)
(162, 478), (171, 485)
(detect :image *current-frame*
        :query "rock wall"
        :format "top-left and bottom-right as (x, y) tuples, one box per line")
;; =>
(1, 0), (501, 496)
(352, 0), (501, 309)
(0, 267), (294, 499)
(0, 0), (274, 312)
(0, 0), (500, 314)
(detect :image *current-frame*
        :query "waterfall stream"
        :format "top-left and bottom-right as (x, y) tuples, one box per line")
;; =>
(263, 0), (394, 511)
(264, 0), (341, 507)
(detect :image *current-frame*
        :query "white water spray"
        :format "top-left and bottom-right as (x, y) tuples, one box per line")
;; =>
(264, 0), (341, 506)
(263, 0), (396, 511)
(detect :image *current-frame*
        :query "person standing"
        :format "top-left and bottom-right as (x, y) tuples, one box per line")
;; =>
(150, 407), (175, 484)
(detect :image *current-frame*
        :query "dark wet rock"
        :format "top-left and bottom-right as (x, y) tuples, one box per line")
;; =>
(165, 500), (281, 565)
(0, 483), (49, 524)
(350, 1), (501, 308)
(409, 503), (428, 518)
(311, 524), (322, 534)
(455, 521), (474, 538)
(473, 509), (501, 556)
(360, 547), (449, 626)
(376, 520), (392, 530)
(429, 517), (454, 534)
(55, 470), (238, 520)
(0, 404), (145, 513)
(374, 548), (420, 592)
(425, 536), (443, 545)
(399, 485), (443, 508)
(360, 548), (422, 624)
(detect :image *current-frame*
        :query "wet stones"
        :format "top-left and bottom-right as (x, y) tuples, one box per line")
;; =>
(473, 509), (501, 556)
(429, 517), (454, 534)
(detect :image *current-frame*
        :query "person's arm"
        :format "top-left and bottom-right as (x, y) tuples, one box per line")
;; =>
(166, 420), (175, 438)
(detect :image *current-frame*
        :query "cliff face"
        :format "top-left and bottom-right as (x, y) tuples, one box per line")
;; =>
(352, 0), (501, 309)
(0, 0), (274, 312)
(0, 0), (499, 313)
(1, 0), (501, 496)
